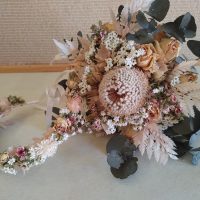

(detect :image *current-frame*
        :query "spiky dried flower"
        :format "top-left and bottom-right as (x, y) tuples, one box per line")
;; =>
(98, 68), (149, 116)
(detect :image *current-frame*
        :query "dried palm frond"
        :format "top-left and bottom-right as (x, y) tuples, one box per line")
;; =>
(174, 82), (200, 117)
(168, 60), (200, 81)
(168, 59), (200, 117)
(121, 0), (154, 25)
(123, 123), (177, 165)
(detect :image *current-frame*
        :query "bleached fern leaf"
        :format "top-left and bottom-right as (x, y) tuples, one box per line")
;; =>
(121, 0), (154, 24)
(132, 123), (177, 165)
(174, 82), (200, 117)
(129, 0), (154, 13)
(169, 60), (200, 81)
(176, 82), (200, 93)
(53, 39), (76, 61)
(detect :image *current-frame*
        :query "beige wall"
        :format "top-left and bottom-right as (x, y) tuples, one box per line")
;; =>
(0, 0), (200, 65)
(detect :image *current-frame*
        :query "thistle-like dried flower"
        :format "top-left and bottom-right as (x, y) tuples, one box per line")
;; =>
(98, 68), (149, 116)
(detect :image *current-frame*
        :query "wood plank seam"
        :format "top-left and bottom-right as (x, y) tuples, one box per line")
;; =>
(0, 64), (71, 73)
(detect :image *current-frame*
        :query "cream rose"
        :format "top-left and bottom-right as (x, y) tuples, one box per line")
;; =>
(159, 38), (180, 62)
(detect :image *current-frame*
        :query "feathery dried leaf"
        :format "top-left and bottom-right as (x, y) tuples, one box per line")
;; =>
(121, 0), (154, 25)
(169, 60), (200, 80)
(130, 0), (154, 12)
(131, 123), (177, 164)
(53, 39), (76, 61)
(173, 81), (200, 117)
(176, 82), (200, 93)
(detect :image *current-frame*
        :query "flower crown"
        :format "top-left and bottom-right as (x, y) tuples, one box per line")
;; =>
(1, 0), (200, 179)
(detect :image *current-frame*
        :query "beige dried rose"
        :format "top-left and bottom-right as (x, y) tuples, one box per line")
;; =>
(159, 38), (180, 62)
(137, 44), (160, 73)
(0, 152), (9, 163)
(153, 41), (169, 81)
(102, 23), (115, 32)
(67, 72), (79, 90)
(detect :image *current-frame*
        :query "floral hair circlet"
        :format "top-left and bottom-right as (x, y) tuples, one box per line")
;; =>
(2, 0), (200, 179)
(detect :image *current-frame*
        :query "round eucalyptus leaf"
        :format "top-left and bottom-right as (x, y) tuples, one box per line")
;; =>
(107, 150), (124, 169)
(187, 40), (200, 58)
(110, 157), (138, 179)
(147, 0), (170, 22)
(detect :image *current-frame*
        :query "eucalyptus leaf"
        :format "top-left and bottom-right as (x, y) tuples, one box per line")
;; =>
(58, 79), (67, 90)
(165, 107), (200, 157)
(126, 29), (154, 44)
(136, 11), (149, 29)
(136, 11), (157, 33)
(147, 0), (170, 22)
(77, 31), (83, 37)
(106, 134), (136, 153)
(187, 40), (200, 57)
(175, 140), (191, 157)
(110, 157), (138, 179)
(191, 147), (200, 152)
(118, 5), (124, 20)
(162, 22), (185, 43)
(178, 13), (196, 38)
(106, 134), (128, 153)
(176, 56), (186, 64)
(107, 150), (124, 169)
(52, 107), (60, 115)
(162, 12), (196, 43)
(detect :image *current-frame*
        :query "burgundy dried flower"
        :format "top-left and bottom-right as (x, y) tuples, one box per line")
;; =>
(16, 147), (26, 158)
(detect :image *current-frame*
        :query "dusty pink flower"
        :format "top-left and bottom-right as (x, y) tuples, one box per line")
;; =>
(175, 107), (182, 115)
(66, 95), (82, 113)
(149, 103), (161, 123)
(92, 119), (103, 131)
(171, 95), (177, 103)
(163, 107), (170, 114)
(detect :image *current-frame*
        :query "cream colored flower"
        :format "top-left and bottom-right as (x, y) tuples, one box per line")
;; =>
(159, 38), (180, 62)
(0, 152), (9, 163)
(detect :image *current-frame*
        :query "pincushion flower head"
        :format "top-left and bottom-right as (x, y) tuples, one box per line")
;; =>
(99, 67), (148, 116)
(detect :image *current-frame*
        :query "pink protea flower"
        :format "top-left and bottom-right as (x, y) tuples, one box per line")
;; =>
(66, 95), (82, 113)
(98, 68), (149, 116)
(16, 147), (26, 158)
